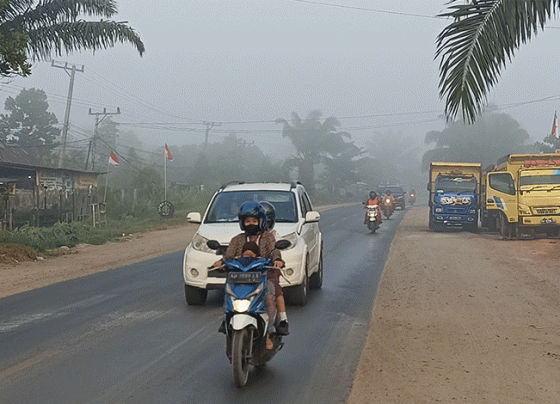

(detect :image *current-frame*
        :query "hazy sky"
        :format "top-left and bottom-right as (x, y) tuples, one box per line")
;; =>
(2, 0), (560, 159)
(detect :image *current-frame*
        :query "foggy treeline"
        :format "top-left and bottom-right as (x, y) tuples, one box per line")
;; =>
(1, 89), (556, 218)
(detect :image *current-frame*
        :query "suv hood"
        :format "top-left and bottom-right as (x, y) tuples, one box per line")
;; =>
(195, 222), (300, 245)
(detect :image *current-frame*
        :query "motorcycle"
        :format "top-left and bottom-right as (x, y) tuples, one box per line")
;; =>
(207, 239), (290, 387)
(363, 202), (381, 233)
(382, 197), (394, 219)
(408, 192), (416, 206)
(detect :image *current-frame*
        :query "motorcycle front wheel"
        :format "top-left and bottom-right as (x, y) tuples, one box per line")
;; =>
(232, 328), (251, 387)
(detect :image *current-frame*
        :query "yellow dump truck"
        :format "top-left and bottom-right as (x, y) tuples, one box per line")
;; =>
(427, 162), (481, 231)
(481, 153), (560, 238)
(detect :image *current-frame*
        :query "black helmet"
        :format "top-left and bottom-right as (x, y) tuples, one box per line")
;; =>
(259, 201), (276, 230)
(385, 190), (391, 195)
(238, 201), (266, 232)
(369, 191), (377, 199)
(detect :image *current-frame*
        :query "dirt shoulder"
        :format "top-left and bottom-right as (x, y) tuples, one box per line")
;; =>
(349, 206), (560, 403)
(0, 224), (199, 299)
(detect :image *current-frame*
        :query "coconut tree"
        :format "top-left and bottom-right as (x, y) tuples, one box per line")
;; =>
(0, 0), (144, 77)
(276, 110), (347, 191)
(437, 0), (559, 123)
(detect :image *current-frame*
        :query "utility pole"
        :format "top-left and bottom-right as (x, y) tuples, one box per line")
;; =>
(51, 61), (84, 168)
(203, 121), (221, 150)
(86, 108), (120, 171)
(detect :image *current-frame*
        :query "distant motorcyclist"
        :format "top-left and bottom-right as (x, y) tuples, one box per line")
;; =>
(383, 190), (395, 217)
(408, 189), (416, 205)
(364, 191), (382, 224)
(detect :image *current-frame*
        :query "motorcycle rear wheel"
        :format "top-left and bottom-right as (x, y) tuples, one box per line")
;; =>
(232, 328), (251, 387)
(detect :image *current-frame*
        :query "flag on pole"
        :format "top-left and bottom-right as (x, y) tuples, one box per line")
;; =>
(551, 111), (558, 138)
(165, 144), (173, 161)
(109, 150), (120, 166)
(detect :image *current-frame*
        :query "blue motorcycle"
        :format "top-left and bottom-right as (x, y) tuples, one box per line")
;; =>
(207, 239), (290, 387)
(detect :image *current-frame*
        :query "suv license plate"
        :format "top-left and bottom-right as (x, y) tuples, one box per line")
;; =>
(228, 272), (261, 283)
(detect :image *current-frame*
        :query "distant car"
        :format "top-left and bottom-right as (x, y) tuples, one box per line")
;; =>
(377, 185), (406, 210)
(183, 182), (323, 306)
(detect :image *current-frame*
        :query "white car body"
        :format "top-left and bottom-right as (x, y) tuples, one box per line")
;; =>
(183, 182), (323, 305)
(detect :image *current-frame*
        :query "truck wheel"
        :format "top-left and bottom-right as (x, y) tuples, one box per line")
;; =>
(429, 214), (434, 230)
(232, 328), (251, 387)
(309, 246), (323, 290)
(184, 284), (208, 305)
(499, 214), (516, 240)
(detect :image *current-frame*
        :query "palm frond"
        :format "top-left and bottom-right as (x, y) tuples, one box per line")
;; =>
(436, 0), (559, 123)
(26, 19), (144, 58)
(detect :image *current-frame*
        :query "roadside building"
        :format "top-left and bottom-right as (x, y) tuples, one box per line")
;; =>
(0, 144), (103, 229)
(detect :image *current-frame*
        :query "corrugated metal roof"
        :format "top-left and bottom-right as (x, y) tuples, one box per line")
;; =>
(0, 143), (41, 167)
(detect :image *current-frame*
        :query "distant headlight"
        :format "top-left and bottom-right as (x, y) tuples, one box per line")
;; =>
(191, 233), (213, 253)
(279, 232), (298, 250)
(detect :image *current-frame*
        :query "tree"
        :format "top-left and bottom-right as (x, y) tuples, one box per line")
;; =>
(276, 110), (351, 191)
(422, 110), (533, 171)
(0, 87), (60, 164)
(0, 0), (144, 77)
(436, 0), (558, 123)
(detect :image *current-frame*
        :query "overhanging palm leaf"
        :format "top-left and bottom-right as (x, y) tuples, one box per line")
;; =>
(437, 0), (559, 123)
(1, 0), (143, 77)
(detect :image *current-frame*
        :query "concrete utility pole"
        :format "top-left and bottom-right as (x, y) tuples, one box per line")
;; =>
(203, 121), (221, 150)
(86, 108), (120, 171)
(51, 61), (84, 168)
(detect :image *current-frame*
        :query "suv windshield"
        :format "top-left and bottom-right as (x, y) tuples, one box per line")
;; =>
(205, 190), (298, 224)
(379, 186), (404, 195)
(436, 175), (477, 194)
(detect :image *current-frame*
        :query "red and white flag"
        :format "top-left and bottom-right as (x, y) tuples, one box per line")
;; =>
(109, 150), (120, 166)
(164, 143), (173, 161)
(551, 111), (558, 138)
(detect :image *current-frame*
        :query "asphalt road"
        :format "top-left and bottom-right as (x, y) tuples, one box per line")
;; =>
(0, 204), (405, 404)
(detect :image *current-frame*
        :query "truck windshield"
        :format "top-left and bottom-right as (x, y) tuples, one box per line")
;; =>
(205, 190), (298, 224)
(436, 176), (477, 194)
(519, 173), (560, 186)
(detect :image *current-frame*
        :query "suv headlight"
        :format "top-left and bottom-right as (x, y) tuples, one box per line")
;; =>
(279, 232), (298, 250)
(191, 233), (213, 253)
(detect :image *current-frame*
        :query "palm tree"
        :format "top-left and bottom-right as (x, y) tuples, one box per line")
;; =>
(276, 110), (346, 191)
(436, 0), (558, 123)
(1, 0), (144, 77)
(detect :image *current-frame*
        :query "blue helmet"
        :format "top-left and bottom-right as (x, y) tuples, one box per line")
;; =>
(238, 202), (267, 232)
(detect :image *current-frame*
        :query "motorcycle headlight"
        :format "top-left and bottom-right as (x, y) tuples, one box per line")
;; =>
(386, 199), (391, 204)
(233, 299), (251, 313)
(279, 232), (298, 249)
(191, 233), (213, 253)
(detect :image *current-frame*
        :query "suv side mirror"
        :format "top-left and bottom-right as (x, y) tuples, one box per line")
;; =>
(305, 211), (320, 223)
(187, 212), (201, 224)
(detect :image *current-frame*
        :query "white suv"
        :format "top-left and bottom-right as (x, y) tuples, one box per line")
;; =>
(183, 182), (323, 306)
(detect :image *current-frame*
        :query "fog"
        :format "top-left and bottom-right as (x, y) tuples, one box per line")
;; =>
(2, 0), (560, 160)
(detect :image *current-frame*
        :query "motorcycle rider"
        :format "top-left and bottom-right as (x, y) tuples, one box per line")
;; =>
(213, 202), (289, 337)
(408, 189), (416, 205)
(364, 191), (382, 224)
(383, 190), (395, 216)
(259, 201), (289, 336)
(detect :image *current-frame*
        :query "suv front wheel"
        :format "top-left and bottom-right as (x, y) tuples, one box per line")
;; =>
(286, 257), (309, 305)
(185, 284), (208, 305)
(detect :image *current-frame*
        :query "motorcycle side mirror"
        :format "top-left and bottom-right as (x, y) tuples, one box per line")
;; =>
(207, 240), (221, 250)
(275, 239), (291, 250)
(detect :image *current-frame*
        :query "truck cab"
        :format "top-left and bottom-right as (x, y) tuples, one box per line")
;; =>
(428, 162), (481, 232)
(482, 154), (560, 238)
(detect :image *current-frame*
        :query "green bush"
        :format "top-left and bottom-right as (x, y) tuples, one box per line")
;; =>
(0, 222), (121, 251)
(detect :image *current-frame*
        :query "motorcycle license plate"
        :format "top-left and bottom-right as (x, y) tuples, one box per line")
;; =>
(227, 272), (262, 283)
